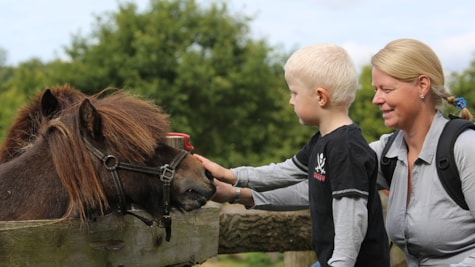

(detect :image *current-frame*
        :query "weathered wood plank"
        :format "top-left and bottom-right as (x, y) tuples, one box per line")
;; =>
(0, 205), (219, 267)
(218, 204), (312, 254)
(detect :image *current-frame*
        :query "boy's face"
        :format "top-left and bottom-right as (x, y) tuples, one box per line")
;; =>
(285, 72), (320, 127)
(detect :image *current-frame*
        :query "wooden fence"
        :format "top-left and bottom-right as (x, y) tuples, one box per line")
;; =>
(0, 206), (219, 267)
(0, 136), (407, 267)
(0, 202), (406, 267)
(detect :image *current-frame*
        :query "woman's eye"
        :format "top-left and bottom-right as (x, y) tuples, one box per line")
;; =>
(375, 88), (393, 93)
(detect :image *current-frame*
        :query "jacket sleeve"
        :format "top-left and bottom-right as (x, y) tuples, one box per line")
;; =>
(456, 129), (475, 218)
(328, 196), (368, 267)
(231, 157), (309, 210)
(231, 157), (308, 191)
(251, 180), (309, 211)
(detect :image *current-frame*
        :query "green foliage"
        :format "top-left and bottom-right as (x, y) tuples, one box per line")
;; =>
(0, 67), (14, 93)
(205, 253), (284, 267)
(0, 88), (27, 141)
(0, 59), (53, 140)
(242, 252), (283, 267)
(0, 48), (7, 67)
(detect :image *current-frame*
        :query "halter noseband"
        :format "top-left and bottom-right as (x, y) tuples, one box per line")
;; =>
(83, 137), (188, 242)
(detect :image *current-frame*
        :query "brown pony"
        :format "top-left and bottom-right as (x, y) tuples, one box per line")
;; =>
(0, 85), (86, 163)
(0, 88), (215, 240)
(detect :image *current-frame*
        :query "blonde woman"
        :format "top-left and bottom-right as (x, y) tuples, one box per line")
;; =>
(370, 38), (475, 267)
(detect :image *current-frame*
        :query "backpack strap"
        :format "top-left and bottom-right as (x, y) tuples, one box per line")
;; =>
(379, 130), (399, 190)
(436, 118), (475, 210)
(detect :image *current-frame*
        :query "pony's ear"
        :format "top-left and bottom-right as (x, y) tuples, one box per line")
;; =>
(40, 89), (60, 119)
(79, 99), (103, 140)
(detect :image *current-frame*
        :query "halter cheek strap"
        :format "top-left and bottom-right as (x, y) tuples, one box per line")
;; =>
(157, 149), (188, 241)
(83, 137), (188, 242)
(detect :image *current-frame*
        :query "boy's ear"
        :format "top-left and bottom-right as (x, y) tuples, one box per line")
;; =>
(316, 87), (329, 106)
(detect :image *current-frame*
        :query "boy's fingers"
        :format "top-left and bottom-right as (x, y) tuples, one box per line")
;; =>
(193, 154), (206, 163)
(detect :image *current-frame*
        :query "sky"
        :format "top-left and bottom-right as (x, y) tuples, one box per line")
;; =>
(1, 0), (474, 74)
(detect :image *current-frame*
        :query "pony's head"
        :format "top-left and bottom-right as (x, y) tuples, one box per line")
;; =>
(41, 89), (216, 222)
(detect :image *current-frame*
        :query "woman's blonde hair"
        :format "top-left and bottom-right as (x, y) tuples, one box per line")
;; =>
(285, 43), (358, 106)
(371, 38), (472, 120)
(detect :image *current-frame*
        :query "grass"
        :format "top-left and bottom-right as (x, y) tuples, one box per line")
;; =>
(196, 252), (285, 267)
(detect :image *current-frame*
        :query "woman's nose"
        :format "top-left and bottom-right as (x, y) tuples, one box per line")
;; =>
(372, 90), (383, 105)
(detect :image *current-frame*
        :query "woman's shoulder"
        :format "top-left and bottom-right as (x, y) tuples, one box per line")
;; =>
(369, 131), (399, 157)
(454, 125), (475, 151)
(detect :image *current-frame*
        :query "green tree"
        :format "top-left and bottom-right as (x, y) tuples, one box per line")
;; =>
(0, 58), (53, 140)
(0, 48), (7, 67)
(3, 0), (315, 166)
(0, 48), (14, 93)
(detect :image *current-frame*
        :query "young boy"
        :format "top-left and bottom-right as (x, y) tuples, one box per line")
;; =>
(195, 43), (389, 267)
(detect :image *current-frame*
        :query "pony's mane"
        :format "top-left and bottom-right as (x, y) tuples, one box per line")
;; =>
(44, 90), (170, 219)
(0, 85), (86, 163)
(91, 91), (170, 164)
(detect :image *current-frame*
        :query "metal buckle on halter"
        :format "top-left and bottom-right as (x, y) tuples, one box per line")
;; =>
(103, 155), (119, 171)
(160, 164), (175, 182)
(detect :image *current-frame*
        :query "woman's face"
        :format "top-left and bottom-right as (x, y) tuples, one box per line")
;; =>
(371, 67), (422, 130)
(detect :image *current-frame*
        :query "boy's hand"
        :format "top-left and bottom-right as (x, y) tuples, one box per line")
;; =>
(211, 179), (235, 203)
(193, 154), (237, 185)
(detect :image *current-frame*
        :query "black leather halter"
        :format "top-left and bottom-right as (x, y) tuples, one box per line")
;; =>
(83, 137), (188, 242)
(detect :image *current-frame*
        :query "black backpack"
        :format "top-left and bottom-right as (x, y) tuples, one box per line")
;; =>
(380, 118), (475, 210)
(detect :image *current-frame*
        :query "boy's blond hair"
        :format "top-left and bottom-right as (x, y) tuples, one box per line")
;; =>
(284, 43), (358, 107)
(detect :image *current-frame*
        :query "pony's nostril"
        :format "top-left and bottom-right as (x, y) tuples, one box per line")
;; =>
(205, 170), (214, 182)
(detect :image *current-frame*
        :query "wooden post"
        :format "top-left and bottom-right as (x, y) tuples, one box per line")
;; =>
(166, 135), (185, 150)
